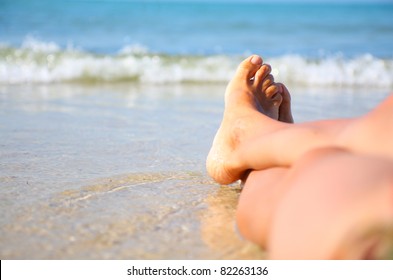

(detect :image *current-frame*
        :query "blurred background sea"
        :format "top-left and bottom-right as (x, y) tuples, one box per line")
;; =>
(1, 0), (393, 259)
(1, 0), (393, 85)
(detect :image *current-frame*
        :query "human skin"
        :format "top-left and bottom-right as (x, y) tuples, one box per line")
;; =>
(206, 56), (393, 185)
(206, 55), (393, 259)
(238, 148), (393, 259)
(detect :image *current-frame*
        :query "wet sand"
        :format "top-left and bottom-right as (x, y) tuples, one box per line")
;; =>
(0, 83), (390, 259)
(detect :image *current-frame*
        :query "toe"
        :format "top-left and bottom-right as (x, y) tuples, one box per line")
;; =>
(254, 64), (272, 87)
(236, 55), (263, 81)
(266, 84), (279, 99)
(276, 83), (294, 123)
(277, 83), (291, 104)
(271, 90), (283, 106)
(262, 74), (275, 92)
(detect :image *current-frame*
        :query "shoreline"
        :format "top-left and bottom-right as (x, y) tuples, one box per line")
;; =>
(1, 83), (391, 259)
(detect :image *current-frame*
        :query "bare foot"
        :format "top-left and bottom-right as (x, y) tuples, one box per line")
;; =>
(206, 55), (283, 185)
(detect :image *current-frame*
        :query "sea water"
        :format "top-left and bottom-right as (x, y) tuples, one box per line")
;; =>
(1, 0), (393, 86)
(1, 0), (393, 259)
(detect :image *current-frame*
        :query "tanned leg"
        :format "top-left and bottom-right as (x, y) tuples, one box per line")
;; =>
(207, 55), (393, 184)
(269, 148), (393, 259)
(236, 167), (289, 248)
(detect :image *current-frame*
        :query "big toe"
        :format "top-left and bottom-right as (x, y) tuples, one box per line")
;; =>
(235, 55), (263, 81)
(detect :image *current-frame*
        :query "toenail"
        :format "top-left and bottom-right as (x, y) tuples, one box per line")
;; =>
(250, 55), (262, 65)
(263, 64), (271, 72)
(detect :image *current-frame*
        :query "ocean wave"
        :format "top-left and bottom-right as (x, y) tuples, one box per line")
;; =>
(1, 39), (392, 87)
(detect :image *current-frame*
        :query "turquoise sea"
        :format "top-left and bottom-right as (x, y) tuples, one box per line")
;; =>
(1, 0), (393, 85)
(1, 0), (393, 259)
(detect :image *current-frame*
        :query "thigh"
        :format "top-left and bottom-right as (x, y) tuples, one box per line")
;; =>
(269, 147), (393, 259)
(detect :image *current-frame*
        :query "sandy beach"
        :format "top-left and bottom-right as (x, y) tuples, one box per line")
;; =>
(0, 83), (260, 259)
(0, 83), (390, 259)
(1, 0), (393, 260)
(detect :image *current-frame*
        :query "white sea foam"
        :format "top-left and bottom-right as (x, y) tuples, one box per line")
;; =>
(1, 39), (392, 87)
(20, 36), (61, 53)
(270, 54), (393, 88)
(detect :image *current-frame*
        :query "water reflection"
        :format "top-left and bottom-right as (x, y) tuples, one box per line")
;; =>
(200, 184), (266, 259)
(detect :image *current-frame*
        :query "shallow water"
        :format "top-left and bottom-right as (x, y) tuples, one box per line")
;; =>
(2, 0), (393, 260)
(0, 83), (391, 259)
